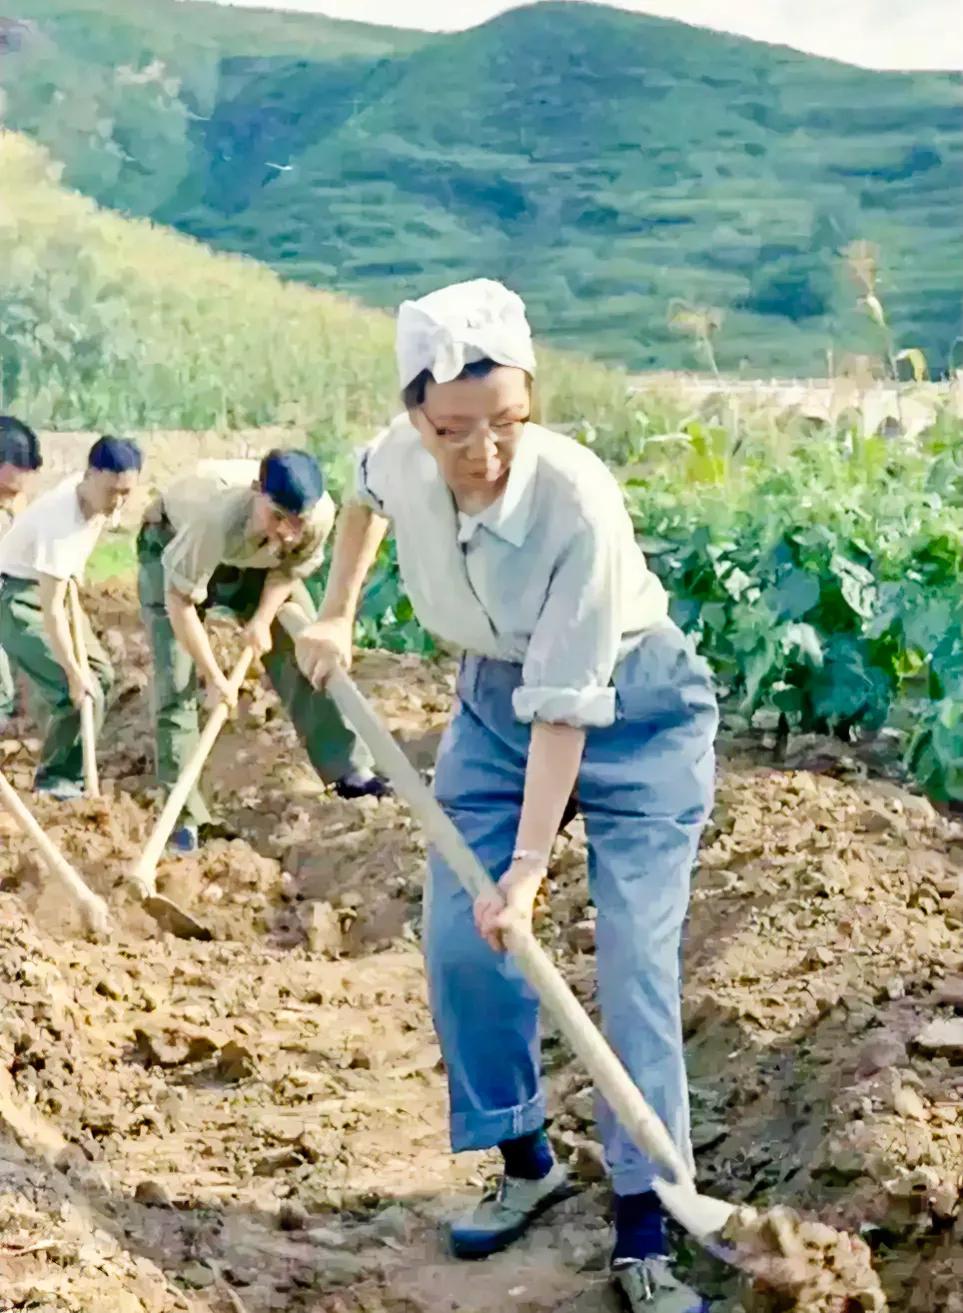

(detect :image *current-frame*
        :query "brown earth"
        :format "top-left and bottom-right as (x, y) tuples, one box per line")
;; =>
(1, 580), (962, 1312)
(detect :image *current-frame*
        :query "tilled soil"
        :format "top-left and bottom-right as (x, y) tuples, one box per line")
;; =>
(1, 581), (962, 1312)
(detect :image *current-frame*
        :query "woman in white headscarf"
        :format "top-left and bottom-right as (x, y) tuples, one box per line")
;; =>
(296, 279), (716, 1312)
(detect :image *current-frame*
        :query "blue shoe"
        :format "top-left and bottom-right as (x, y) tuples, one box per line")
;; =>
(449, 1162), (575, 1259)
(35, 778), (85, 802)
(613, 1257), (711, 1311)
(168, 825), (199, 856)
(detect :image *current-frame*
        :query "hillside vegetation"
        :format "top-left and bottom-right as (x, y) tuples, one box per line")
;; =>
(7, 124), (963, 803)
(4, 117), (963, 804)
(2, 0), (961, 373)
(0, 131), (635, 452)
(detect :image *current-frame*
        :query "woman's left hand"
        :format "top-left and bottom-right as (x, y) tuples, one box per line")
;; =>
(474, 859), (547, 952)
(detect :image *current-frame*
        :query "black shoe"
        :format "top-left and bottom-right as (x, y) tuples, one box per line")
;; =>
(333, 771), (393, 800)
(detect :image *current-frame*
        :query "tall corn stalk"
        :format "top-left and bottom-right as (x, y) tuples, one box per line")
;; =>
(667, 299), (724, 380)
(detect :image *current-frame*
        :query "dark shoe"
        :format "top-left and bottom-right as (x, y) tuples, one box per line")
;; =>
(168, 825), (200, 856)
(333, 771), (392, 800)
(449, 1162), (575, 1260)
(613, 1258), (710, 1311)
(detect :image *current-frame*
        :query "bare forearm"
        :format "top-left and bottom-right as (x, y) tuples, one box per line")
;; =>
(255, 571), (296, 627)
(166, 592), (221, 683)
(319, 503), (388, 622)
(41, 596), (82, 682)
(475, 720), (585, 948)
(515, 722), (586, 864)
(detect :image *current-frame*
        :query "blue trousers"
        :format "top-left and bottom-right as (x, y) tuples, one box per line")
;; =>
(424, 623), (718, 1196)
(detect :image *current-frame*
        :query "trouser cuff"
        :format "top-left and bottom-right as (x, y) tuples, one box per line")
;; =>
(450, 1090), (547, 1153)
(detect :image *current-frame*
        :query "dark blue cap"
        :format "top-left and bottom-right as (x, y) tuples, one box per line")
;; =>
(259, 449), (324, 515)
(88, 435), (143, 473)
(0, 416), (42, 470)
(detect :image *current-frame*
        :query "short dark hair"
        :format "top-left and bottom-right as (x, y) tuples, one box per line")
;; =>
(259, 449), (324, 515)
(401, 358), (507, 411)
(0, 415), (42, 471)
(87, 435), (143, 474)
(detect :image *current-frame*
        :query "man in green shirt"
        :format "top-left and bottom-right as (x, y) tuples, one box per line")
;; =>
(138, 449), (387, 854)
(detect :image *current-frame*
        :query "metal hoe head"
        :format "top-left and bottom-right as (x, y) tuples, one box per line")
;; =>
(143, 893), (213, 941)
(654, 1178), (738, 1260)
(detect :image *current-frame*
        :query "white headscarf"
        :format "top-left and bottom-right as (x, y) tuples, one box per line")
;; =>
(395, 278), (537, 390)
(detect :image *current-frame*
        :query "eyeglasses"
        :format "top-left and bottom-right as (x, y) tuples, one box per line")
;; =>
(266, 504), (306, 536)
(420, 409), (530, 446)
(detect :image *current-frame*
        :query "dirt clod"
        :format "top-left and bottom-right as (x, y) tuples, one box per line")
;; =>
(134, 1179), (172, 1207)
(216, 1041), (257, 1083)
(572, 1142), (607, 1183)
(306, 901), (344, 956)
(913, 1017), (963, 1057)
(278, 1200), (309, 1231)
(723, 1205), (887, 1310)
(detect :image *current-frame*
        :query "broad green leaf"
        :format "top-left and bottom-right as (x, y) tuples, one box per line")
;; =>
(810, 637), (891, 729)
(765, 569), (820, 621)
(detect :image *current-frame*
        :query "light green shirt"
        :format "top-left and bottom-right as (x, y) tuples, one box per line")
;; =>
(355, 419), (669, 728)
(159, 460), (333, 604)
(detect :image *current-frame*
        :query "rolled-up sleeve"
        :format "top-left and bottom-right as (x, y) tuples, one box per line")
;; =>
(513, 507), (624, 728)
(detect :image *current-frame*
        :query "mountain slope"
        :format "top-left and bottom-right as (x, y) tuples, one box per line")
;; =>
(0, 128), (393, 436)
(2, 0), (961, 372)
(0, 131), (634, 446)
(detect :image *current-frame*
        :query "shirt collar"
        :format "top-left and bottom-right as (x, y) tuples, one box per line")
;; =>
(457, 427), (538, 548)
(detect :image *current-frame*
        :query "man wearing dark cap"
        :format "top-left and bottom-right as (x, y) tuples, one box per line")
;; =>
(0, 435), (143, 798)
(0, 416), (43, 727)
(138, 450), (387, 854)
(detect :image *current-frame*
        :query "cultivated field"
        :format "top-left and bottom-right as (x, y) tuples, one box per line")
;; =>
(1, 530), (962, 1313)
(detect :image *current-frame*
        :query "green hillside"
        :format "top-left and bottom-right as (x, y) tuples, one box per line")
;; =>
(6, 132), (963, 801)
(1, 0), (961, 372)
(0, 131), (634, 450)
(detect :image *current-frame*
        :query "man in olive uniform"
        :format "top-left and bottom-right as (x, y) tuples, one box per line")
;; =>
(0, 417), (43, 728)
(138, 448), (387, 854)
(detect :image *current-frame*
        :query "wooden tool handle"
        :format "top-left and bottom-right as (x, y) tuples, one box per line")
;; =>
(0, 769), (109, 933)
(66, 579), (99, 799)
(325, 665), (694, 1189)
(130, 647), (254, 897)
(275, 605), (692, 1191)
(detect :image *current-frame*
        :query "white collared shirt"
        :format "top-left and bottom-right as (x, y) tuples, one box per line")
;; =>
(0, 476), (105, 582)
(355, 417), (669, 727)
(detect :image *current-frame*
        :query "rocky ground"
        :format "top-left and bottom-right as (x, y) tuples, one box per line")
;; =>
(1, 580), (962, 1312)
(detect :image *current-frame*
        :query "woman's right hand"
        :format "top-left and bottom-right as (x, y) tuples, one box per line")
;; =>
(295, 617), (353, 688)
